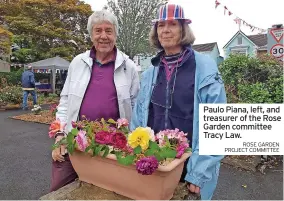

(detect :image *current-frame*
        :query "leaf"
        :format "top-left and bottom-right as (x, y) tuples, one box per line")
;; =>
(185, 148), (192, 153)
(154, 152), (164, 161)
(149, 141), (160, 150)
(87, 126), (93, 136)
(117, 155), (135, 166)
(85, 145), (92, 154)
(94, 144), (104, 156)
(144, 149), (155, 156)
(52, 143), (60, 150)
(160, 148), (177, 159)
(67, 139), (75, 154)
(102, 146), (110, 157)
(133, 146), (142, 154)
(71, 129), (79, 136)
(107, 118), (116, 124)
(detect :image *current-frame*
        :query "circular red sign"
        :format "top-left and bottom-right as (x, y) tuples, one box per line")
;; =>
(270, 44), (284, 58)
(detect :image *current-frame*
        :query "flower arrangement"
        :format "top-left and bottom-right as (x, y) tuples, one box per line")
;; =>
(49, 117), (191, 175)
(31, 104), (42, 115)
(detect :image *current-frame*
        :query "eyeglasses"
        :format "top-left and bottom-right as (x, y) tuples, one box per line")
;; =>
(150, 63), (178, 109)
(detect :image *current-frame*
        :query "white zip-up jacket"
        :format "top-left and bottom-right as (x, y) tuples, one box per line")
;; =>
(56, 48), (140, 133)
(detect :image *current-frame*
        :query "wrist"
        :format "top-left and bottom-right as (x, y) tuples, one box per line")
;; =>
(55, 132), (65, 140)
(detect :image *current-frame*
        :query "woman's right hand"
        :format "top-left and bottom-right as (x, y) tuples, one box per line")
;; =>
(51, 135), (66, 162)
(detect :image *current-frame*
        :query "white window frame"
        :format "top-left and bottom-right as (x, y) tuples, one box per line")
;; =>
(231, 47), (248, 55)
(237, 37), (243, 45)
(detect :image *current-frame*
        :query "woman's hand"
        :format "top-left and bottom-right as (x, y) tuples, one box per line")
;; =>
(51, 135), (66, 162)
(187, 183), (200, 194)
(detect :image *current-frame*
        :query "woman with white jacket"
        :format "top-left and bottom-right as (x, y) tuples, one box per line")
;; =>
(50, 10), (140, 192)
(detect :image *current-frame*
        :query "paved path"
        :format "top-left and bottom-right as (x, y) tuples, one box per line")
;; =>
(0, 109), (283, 200)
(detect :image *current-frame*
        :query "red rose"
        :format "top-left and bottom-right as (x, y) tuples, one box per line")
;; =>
(112, 132), (127, 149)
(95, 131), (113, 145)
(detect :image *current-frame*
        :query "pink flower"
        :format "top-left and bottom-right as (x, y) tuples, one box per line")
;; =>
(136, 156), (159, 175)
(117, 118), (129, 128)
(112, 132), (127, 149)
(156, 129), (188, 147)
(48, 119), (66, 138)
(108, 126), (117, 133)
(75, 130), (88, 151)
(95, 131), (113, 145)
(176, 143), (189, 158)
(71, 121), (77, 128)
(71, 121), (84, 129)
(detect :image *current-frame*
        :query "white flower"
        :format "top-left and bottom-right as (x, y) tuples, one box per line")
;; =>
(145, 127), (155, 141)
(108, 145), (114, 152)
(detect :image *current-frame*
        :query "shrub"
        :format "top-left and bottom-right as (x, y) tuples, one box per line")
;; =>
(219, 54), (283, 103)
(0, 85), (23, 105)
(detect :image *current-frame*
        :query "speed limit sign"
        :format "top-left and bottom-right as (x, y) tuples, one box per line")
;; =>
(270, 44), (284, 58)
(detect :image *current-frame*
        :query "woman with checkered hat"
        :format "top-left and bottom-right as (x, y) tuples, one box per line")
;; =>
(130, 4), (227, 200)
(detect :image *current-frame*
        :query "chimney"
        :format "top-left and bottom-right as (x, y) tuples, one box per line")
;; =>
(272, 24), (283, 28)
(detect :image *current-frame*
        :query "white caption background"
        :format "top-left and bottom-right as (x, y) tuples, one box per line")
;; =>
(199, 104), (284, 155)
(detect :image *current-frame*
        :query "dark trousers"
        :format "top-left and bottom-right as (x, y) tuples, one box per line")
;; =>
(50, 155), (78, 192)
(180, 157), (189, 182)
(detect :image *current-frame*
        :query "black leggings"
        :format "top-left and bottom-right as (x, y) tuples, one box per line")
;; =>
(180, 157), (189, 182)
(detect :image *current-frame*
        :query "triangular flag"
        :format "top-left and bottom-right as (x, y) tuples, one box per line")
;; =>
(215, 0), (220, 9)
(224, 6), (228, 15)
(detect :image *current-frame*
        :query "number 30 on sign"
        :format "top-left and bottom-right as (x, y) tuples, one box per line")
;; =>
(270, 44), (284, 58)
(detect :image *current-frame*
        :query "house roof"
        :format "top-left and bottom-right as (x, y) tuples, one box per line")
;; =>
(192, 42), (217, 52)
(223, 30), (267, 48)
(247, 34), (267, 47)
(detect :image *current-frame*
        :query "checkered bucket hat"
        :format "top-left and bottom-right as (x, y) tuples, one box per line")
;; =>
(152, 4), (192, 25)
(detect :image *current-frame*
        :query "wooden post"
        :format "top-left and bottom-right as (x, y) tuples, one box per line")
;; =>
(52, 67), (56, 93)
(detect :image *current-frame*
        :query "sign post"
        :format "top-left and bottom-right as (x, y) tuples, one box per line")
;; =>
(267, 24), (283, 61)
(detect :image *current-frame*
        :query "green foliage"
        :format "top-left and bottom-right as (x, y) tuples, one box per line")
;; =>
(219, 54), (283, 103)
(0, 26), (13, 56)
(0, 85), (22, 104)
(0, 68), (23, 86)
(0, 0), (93, 63)
(115, 152), (136, 166)
(144, 141), (177, 162)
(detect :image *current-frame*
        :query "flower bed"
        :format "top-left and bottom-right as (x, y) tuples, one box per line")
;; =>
(11, 110), (55, 124)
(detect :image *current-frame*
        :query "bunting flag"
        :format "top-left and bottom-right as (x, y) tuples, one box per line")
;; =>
(214, 0), (266, 33)
(234, 17), (241, 25)
(215, 0), (220, 9)
(224, 6), (227, 15)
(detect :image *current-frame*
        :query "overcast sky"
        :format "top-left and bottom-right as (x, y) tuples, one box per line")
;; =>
(82, 0), (284, 56)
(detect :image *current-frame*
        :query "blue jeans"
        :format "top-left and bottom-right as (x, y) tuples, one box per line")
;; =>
(22, 90), (37, 109)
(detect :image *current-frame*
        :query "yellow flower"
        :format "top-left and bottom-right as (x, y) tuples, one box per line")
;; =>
(128, 127), (151, 150)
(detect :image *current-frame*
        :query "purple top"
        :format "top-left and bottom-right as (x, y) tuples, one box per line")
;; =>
(161, 49), (187, 81)
(79, 47), (120, 121)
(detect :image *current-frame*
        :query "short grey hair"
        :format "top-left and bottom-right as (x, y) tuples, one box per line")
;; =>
(149, 20), (196, 50)
(87, 10), (119, 40)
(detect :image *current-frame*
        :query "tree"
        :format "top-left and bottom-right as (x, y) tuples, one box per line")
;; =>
(0, 26), (13, 60)
(219, 54), (283, 103)
(0, 0), (93, 62)
(106, 0), (166, 59)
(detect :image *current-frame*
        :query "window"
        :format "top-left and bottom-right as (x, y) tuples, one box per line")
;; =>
(237, 37), (242, 45)
(231, 48), (247, 55)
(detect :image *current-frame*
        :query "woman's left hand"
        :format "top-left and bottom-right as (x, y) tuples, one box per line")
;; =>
(187, 183), (200, 194)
